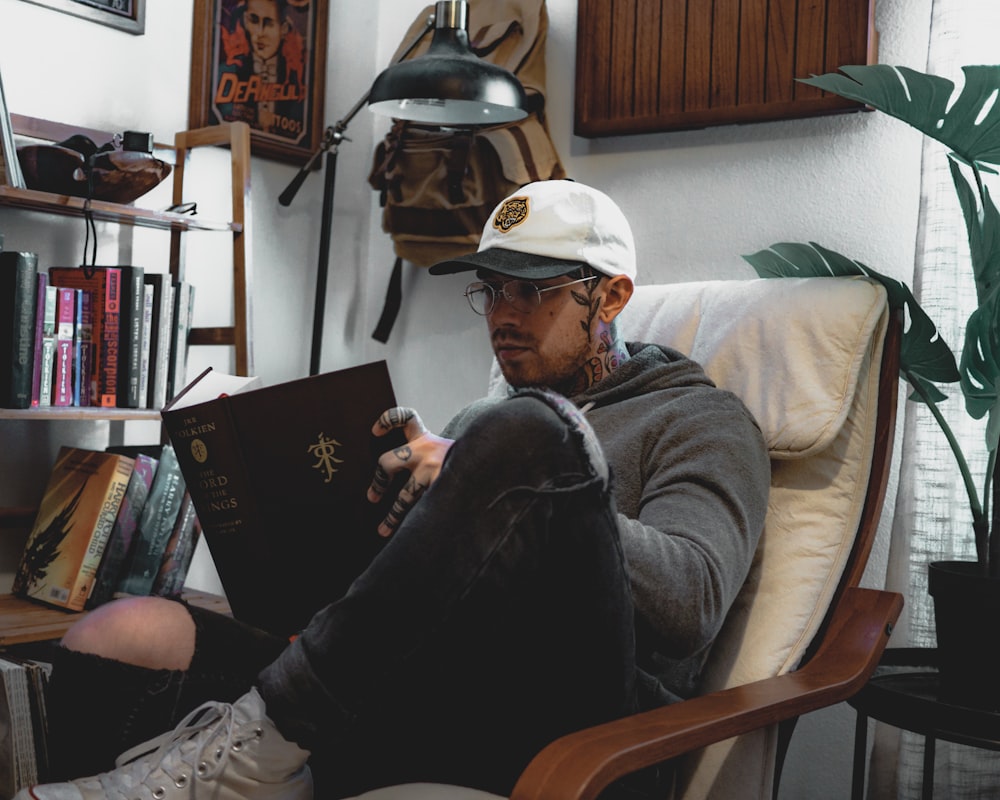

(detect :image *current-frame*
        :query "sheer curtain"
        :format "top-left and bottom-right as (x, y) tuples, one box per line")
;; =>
(871, 1), (1000, 797)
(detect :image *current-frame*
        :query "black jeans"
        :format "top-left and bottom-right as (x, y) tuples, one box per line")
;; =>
(46, 391), (645, 797)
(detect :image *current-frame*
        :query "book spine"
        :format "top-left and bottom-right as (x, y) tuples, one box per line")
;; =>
(99, 268), (121, 407)
(117, 444), (186, 597)
(72, 460), (134, 610)
(87, 452), (158, 609)
(53, 288), (75, 408)
(166, 282), (195, 404)
(37, 286), (57, 408)
(118, 266), (144, 408)
(151, 280), (174, 410)
(138, 283), (153, 409)
(48, 269), (106, 407)
(0, 251), (39, 409)
(151, 490), (201, 599)
(78, 290), (93, 407)
(72, 289), (83, 405)
(162, 396), (267, 624)
(29, 272), (47, 407)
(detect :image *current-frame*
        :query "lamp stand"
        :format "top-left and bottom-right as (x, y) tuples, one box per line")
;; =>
(279, 15), (435, 375)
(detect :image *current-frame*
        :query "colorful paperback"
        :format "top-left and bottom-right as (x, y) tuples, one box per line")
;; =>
(12, 447), (135, 612)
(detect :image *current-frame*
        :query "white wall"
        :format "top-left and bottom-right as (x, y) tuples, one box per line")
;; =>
(0, 0), (933, 796)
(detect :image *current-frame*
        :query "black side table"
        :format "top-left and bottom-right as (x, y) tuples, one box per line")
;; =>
(848, 648), (1000, 799)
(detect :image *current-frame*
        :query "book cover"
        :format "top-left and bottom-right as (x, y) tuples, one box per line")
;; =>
(37, 286), (57, 409)
(166, 281), (195, 404)
(75, 289), (94, 407)
(87, 452), (159, 609)
(28, 272), (47, 408)
(52, 288), (75, 408)
(138, 282), (154, 409)
(12, 447), (135, 612)
(47, 267), (122, 408)
(116, 265), (145, 409)
(143, 274), (174, 410)
(116, 443), (186, 598)
(151, 490), (202, 599)
(0, 251), (39, 409)
(161, 360), (404, 637)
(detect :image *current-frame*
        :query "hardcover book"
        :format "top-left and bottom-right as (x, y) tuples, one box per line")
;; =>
(151, 490), (202, 599)
(48, 267), (122, 407)
(161, 360), (404, 637)
(52, 288), (75, 408)
(166, 281), (194, 404)
(12, 447), (135, 612)
(28, 272), (47, 408)
(0, 251), (39, 409)
(116, 265), (145, 408)
(143, 274), (174, 410)
(87, 452), (159, 609)
(37, 286), (57, 408)
(116, 443), (186, 598)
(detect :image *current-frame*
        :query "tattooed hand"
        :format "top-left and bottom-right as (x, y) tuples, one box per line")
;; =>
(367, 407), (454, 538)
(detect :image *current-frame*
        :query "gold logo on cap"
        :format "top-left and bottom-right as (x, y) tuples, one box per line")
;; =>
(492, 197), (529, 232)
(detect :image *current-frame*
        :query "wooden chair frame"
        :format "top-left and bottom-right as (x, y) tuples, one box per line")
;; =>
(508, 310), (905, 800)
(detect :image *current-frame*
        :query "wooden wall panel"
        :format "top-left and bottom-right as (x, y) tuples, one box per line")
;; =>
(574, 0), (878, 138)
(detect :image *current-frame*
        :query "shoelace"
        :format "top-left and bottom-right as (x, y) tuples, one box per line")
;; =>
(97, 699), (251, 797)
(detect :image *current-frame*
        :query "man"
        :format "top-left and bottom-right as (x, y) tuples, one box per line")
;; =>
(16, 180), (769, 800)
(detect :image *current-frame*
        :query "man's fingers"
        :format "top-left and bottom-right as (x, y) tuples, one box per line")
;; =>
(367, 463), (392, 503)
(377, 475), (428, 537)
(373, 407), (427, 438)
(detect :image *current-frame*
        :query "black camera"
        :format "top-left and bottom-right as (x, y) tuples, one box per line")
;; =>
(121, 130), (154, 154)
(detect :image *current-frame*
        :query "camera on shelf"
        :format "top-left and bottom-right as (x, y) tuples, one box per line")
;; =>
(120, 131), (154, 154)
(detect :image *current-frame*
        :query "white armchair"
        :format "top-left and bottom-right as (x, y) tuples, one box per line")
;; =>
(354, 276), (904, 800)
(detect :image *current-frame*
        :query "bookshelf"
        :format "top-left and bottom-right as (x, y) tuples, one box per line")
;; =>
(0, 116), (254, 626)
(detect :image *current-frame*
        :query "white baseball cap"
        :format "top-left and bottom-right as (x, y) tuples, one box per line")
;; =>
(429, 179), (637, 280)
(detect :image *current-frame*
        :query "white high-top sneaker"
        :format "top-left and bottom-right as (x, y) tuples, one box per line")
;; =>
(15, 688), (312, 800)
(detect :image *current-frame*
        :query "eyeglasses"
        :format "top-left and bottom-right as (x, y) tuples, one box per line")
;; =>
(464, 276), (597, 315)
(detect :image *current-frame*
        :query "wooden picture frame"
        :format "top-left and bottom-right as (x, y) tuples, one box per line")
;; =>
(189, 0), (328, 166)
(574, 0), (876, 138)
(17, 0), (145, 34)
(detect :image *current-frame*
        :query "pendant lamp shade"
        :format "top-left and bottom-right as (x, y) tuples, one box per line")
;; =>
(368, 0), (528, 125)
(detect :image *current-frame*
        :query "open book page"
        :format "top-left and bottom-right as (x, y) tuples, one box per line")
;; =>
(165, 367), (262, 411)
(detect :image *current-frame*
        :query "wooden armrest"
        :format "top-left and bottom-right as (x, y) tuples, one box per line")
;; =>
(510, 587), (903, 800)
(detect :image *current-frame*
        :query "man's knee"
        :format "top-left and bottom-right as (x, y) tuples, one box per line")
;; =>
(62, 595), (196, 671)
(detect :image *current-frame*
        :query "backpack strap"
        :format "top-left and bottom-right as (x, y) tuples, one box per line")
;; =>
(372, 257), (406, 344)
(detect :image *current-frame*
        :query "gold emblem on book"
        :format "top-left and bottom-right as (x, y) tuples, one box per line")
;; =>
(309, 433), (344, 483)
(190, 438), (208, 464)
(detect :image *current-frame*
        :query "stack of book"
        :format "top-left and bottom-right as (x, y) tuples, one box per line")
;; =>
(0, 653), (50, 797)
(0, 249), (195, 411)
(11, 445), (201, 613)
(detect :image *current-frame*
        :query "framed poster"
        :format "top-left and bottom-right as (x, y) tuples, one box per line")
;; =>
(189, 0), (328, 166)
(17, 0), (145, 34)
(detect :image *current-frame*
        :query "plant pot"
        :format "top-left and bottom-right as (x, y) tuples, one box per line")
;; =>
(927, 560), (1000, 711)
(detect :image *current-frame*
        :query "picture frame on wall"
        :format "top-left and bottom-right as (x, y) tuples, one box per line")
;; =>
(16, 0), (145, 35)
(189, 0), (328, 166)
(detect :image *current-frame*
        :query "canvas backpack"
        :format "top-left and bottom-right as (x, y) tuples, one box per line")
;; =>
(368, 0), (565, 341)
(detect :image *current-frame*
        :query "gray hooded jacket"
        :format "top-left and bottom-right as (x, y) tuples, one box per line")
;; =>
(444, 343), (771, 701)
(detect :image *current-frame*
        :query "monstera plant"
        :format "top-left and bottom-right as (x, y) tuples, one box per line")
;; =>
(743, 64), (1000, 708)
(744, 64), (1000, 581)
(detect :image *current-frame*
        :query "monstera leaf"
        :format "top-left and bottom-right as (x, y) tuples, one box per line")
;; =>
(743, 242), (960, 401)
(797, 64), (1000, 451)
(799, 65), (1000, 168)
